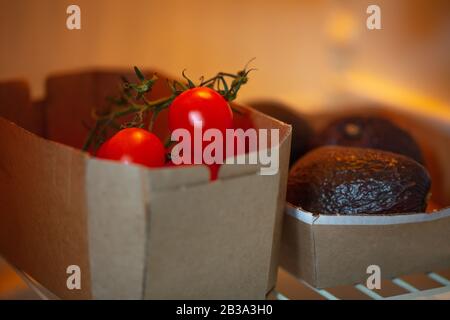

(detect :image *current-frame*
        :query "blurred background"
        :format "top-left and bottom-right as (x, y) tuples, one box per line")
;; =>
(1, 0), (449, 116)
(1, 0), (450, 299)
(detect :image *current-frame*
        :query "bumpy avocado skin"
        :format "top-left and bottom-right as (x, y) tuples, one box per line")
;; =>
(314, 116), (424, 164)
(287, 146), (431, 215)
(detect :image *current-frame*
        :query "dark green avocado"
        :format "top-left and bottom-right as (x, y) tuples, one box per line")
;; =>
(287, 146), (431, 215)
(313, 116), (424, 164)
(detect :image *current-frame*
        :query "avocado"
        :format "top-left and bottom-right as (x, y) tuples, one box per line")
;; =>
(287, 146), (431, 215)
(249, 100), (313, 166)
(314, 116), (424, 164)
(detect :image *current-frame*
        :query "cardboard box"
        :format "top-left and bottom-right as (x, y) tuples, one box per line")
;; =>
(0, 71), (292, 299)
(280, 107), (450, 289)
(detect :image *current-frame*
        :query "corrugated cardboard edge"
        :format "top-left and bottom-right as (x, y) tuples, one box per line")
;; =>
(265, 121), (292, 293)
(216, 105), (293, 294)
(282, 204), (450, 288)
(286, 204), (450, 225)
(280, 213), (316, 285)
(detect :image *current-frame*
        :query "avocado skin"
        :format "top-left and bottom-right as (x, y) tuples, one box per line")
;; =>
(314, 116), (424, 164)
(249, 100), (313, 166)
(287, 146), (431, 215)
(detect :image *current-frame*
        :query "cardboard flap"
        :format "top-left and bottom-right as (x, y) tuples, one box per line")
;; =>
(0, 80), (44, 136)
(0, 118), (91, 299)
(86, 158), (148, 299)
(142, 173), (281, 299)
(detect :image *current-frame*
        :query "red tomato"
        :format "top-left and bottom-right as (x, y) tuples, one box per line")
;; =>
(232, 109), (256, 156)
(168, 87), (233, 135)
(207, 163), (221, 181)
(168, 87), (233, 181)
(233, 108), (254, 131)
(96, 128), (165, 168)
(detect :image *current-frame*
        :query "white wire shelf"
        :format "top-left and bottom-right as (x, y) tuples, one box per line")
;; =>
(271, 268), (450, 300)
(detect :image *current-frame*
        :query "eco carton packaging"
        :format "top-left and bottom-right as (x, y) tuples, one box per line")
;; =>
(280, 107), (450, 289)
(0, 70), (292, 299)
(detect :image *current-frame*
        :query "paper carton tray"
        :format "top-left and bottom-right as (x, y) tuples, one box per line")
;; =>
(0, 71), (292, 299)
(282, 205), (450, 289)
(280, 106), (450, 289)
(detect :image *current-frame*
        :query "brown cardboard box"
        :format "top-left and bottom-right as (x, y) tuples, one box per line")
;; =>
(280, 107), (450, 289)
(0, 71), (292, 299)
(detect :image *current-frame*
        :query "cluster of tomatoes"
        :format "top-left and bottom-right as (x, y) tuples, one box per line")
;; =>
(96, 86), (252, 180)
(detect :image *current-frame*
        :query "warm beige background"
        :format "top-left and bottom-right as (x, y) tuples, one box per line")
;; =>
(1, 0), (449, 113)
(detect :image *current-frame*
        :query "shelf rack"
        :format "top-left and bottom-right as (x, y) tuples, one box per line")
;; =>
(272, 269), (450, 300)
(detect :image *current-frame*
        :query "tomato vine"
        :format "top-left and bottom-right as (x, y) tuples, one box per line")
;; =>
(82, 60), (256, 152)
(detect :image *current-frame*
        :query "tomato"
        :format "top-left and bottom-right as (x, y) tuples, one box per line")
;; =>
(169, 87), (233, 135)
(168, 87), (233, 180)
(232, 108), (256, 156)
(233, 108), (254, 132)
(96, 128), (165, 168)
(207, 163), (221, 181)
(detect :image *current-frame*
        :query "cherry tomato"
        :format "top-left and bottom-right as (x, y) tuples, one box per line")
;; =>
(207, 163), (221, 181)
(205, 109), (254, 181)
(232, 108), (256, 156)
(233, 108), (254, 131)
(96, 128), (165, 168)
(169, 87), (233, 134)
(168, 87), (233, 180)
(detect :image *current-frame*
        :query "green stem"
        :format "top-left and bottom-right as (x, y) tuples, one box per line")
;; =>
(83, 63), (254, 152)
(82, 121), (100, 151)
(148, 110), (159, 132)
